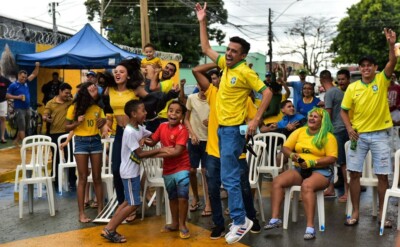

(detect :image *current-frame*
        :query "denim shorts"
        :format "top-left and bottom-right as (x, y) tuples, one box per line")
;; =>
(188, 140), (207, 169)
(294, 167), (333, 181)
(15, 108), (30, 132)
(74, 135), (103, 155)
(122, 176), (141, 206)
(347, 129), (392, 175)
(163, 170), (190, 200)
(334, 130), (350, 166)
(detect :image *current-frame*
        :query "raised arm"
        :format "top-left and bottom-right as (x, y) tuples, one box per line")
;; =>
(27, 62), (40, 82)
(150, 67), (162, 91)
(383, 28), (397, 78)
(192, 63), (217, 91)
(195, 3), (219, 62)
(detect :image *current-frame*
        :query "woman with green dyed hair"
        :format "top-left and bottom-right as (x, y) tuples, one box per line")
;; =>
(264, 107), (338, 240)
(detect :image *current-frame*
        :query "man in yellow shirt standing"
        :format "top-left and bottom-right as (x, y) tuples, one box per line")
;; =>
(340, 28), (397, 228)
(196, 3), (273, 244)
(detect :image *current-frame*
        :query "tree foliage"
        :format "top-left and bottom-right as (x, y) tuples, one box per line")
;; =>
(84, 0), (227, 65)
(330, 0), (400, 70)
(279, 16), (335, 76)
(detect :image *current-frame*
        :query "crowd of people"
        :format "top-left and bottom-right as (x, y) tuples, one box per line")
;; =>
(2, 2), (400, 245)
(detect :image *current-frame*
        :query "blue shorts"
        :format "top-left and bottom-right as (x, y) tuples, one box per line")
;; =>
(294, 167), (333, 181)
(163, 170), (190, 200)
(334, 129), (349, 166)
(74, 135), (103, 155)
(122, 176), (141, 206)
(188, 140), (207, 169)
(347, 129), (392, 175)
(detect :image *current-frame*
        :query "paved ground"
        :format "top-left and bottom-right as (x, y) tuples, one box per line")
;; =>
(1, 178), (399, 246)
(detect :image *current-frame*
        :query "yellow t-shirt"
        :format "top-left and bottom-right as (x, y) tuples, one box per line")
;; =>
(109, 87), (138, 116)
(216, 55), (267, 126)
(158, 79), (178, 119)
(141, 57), (162, 68)
(205, 84), (258, 159)
(284, 126), (338, 167)
(341, 71), (392, 133)
(263, 94), (288, 124)
(66, 104), (105, 136)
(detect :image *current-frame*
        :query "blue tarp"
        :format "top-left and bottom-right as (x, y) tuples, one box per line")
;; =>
(16, 24), (143, 69)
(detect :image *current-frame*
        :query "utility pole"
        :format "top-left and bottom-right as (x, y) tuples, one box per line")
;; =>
(268, 8), (272, 72)
(49, 2), (58, 45)
(100, 0), (105, 36)
(140, 0), (150, 49)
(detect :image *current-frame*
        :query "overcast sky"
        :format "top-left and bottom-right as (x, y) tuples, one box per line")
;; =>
(0, 0), (361, 62)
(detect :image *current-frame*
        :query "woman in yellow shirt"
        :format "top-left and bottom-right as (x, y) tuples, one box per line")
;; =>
(264, 107), (337, 240)
(103, 58), (142, 209)
(66, 82), (108, 223)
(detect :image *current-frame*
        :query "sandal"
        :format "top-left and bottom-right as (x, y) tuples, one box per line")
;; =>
(90, 201), (98, 208)
(201, 210), (212, 217)
(125, 212), (137, 223)
(338, 195), (347, 203)
(379, 220), (393, 229)
(189, 202), (201, 212)
(84, 202), (90, 209)
(101, 228), (127, 243)
(344, 218), (359, 226)
(179, 229), (190, 239)
(161, 225), (179, 233)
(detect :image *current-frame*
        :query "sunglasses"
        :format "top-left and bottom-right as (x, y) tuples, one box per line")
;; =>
(244, 135), (257, 157)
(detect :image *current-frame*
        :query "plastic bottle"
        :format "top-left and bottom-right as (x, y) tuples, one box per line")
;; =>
(350, 129), (358, 150)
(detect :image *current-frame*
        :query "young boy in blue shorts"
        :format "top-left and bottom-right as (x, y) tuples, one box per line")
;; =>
(101, 100), (168, 243)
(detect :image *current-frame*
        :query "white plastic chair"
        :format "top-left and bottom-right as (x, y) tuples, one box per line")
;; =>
(390, 127), (400, 153)
(283, 160), (326, 231)
(19, 141), (57, 218)
(248, 141), (267, 222)
(380, 149), (400, 235)
(254, 132), (287, 178)
(57, 134), (77, 194)
(141, 157), (172, 224)
(344, 141), (378, 218)
(87, 138), (114, 200)
(14, 135), (52, 195)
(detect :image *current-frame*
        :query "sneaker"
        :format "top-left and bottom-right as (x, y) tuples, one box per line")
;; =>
(250, 218), (261, 233)
(210, 225), (226, 240)
(264, 219), (282, 230)
(304, 230), (316, 240)
(225, 217), (253, 244)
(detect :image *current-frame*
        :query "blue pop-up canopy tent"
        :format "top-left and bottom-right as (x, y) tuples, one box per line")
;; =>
(16, 24), (143, 69)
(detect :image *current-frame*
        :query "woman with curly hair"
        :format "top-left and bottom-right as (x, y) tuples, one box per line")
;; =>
(103, 58), (143, 211)
(66, 82), (108, 223)
(264, 107), (337, 240)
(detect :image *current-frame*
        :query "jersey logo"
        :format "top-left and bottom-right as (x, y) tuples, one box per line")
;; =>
(230, 77), (237, 85)
(372, 85), (378, 92)
(302, 148), (311, 154)
(170, 135), (175, 140)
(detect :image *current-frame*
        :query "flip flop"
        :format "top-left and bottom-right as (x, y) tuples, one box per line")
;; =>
(379, 220), (393, 229)
(201, 210), (212, 217)
(344, 218), (358, 226)
(189, 202), (201, 212)
(125, 212), (137, 223)
(0, 139), (7, 143)
(90, 201), (98, 208)
(160, 225), (179, 233)
(179, 229), (190, 239)
(338, 195), (347, 203)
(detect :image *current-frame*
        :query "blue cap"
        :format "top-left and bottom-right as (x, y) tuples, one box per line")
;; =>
(266, 72), (272, 76)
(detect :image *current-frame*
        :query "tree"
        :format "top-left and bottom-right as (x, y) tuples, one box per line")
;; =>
(330, 0), (400, 70)
(84, 0), (227, 65)
(278, 16), (335, 76)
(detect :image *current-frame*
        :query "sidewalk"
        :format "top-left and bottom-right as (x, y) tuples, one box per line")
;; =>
(0, 145), (20, 183)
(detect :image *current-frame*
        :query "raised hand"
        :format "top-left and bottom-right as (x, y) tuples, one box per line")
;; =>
(195, 2), (207, 22)
(384, 28), (396, 45)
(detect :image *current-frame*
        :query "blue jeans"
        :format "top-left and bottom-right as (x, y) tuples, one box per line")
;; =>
(112, 125), (125, 204)
(206, 155), (256, 227)
(218, 126), (247, 225)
